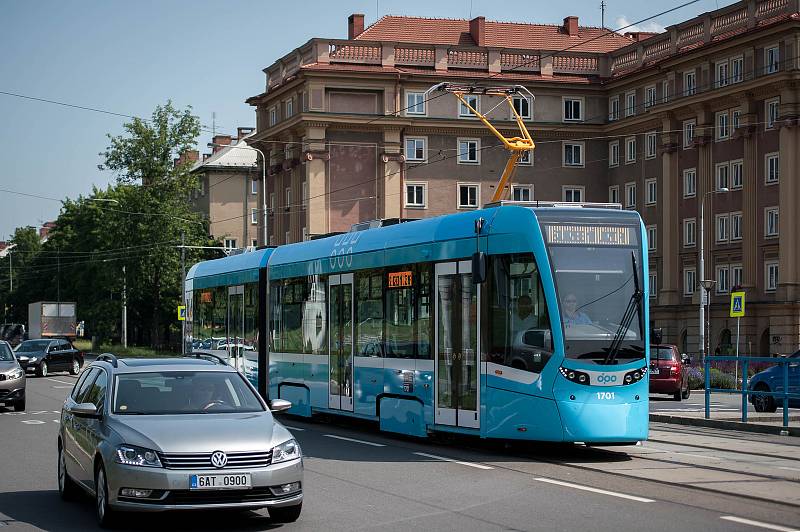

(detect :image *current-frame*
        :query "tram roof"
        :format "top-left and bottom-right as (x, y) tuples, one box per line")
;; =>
(186, 248), (273, 288)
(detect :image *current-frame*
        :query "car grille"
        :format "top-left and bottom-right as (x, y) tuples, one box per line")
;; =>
(165, 488), (278, 505)
(158, 451), (272, 470)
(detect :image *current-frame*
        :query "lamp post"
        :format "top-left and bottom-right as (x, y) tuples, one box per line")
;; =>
(211, 143), (268, 246)
(699, 187), (728, 362)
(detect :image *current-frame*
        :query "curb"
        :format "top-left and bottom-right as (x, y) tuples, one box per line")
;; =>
(650, 413), (799, 436)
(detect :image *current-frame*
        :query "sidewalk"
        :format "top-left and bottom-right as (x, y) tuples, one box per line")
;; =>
(650, 410), (800, 436)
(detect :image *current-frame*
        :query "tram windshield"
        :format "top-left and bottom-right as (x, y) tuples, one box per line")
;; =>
(542, 222), (645, 364)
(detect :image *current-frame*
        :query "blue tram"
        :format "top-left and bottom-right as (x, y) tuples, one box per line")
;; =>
(185, 203), (650, 443)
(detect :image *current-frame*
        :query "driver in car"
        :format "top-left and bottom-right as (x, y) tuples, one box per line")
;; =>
(190, 378), (224, 410)
(562, 293), (592, 326)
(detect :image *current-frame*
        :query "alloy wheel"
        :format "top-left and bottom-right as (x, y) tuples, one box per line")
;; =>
(58, 448), (65, 493)
(41, 362), (48, 377)
(71, 359), (80, 375)
(96, 468), (106, 522)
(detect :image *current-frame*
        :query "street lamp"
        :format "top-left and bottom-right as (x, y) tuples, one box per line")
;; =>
(211, 143), (268, 247)
(699, 187), (728, 361)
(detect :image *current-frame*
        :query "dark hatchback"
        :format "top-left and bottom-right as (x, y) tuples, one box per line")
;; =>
(649, 344), (691, 401)
(15, 339), (84, 377)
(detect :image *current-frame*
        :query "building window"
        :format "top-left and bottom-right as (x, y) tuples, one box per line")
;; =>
(458, 184), (479, 208)
(683, 168), (697, 197)
(405, 183), (426, 208)
(661, 79), (669, 103)
(731, 264), (743, 289)
(732, 108), (741, 130)
(562, 186), (584, 203)
(563, 142), (584, 167)
(458, 94), (480, 118)
(625, 136), (636, 163)
(302, 227), (308, 242)
(251, 239), (258, 248)
(269, 192), (275, 213)
(405, 137), (426, 162)
(406, 92), (426, 115)
(645, 132), (657, 159)
(715, 60), (729, 88)
(731, 159), (743, 189)
(715, 162), (729, 190)
(609, 96), (619, 121)
(645, 178), (657, 205)
(302, 181), (308, 207)
(765, 261), (778, 292)
(562, 97), (583, 121)
(731, 56), (743, 83)
(645, 85), (657, 109)
(518, 149), (533, 166)
(766, 98), (779, 129)
(765, 153), (779, 184)
(269, 107), (277, 127)
(646, 225), (657, 251)
(731, 212), (743, 240)
(765, 46), (779, 74)
(684, 71), (696, 96)
(716, 265), (730, 294)
(684, 268), (697, 295)
(251, 178), (258, 195)
(716, 111), (729, 140)
(512, 185), (533, 202)
(684, 218), (696, 247)
(285, 187), (291, 209)
(683, 120), (695, 148)
(625, 91), (636, 117)
(224, 238), (237, 250)
(608, 140), (619, 167)
(609, 185), (619, 204)
(199, 178), (206, 196)
(512, 95), (531, 119)
(251, 208), (258, 225)
(625, 182), (636, 209)
(765, 207), (779, 237)
(716, 213), (729, 242)
(285, 231), (291, 244)
(649, 273), (658, 298)
(457, 138), (480, 164)
(285, 98), (293, 118)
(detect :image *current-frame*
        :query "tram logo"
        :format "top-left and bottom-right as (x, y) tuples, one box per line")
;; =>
(596, 374), (618, 384)
(329, 231), (362, 270)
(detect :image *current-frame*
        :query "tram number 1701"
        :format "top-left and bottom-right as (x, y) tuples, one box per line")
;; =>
(596, 392), (615, 400)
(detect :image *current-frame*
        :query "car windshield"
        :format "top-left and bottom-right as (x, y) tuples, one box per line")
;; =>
(651, 347), (676, 361)
(18, 340), (50, 351)
(113, 371), (265, 415)
(0, 344), (13, 361)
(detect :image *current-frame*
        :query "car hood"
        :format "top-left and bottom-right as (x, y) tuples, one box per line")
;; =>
(14, 351), (44, 358)
(0, 360), (20, 371)
(109, 412), (285, 453)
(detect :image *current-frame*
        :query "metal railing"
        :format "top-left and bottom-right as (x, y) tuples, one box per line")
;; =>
(704, 355), (799, 428)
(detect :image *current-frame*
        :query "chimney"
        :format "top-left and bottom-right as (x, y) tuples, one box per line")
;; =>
(624, 31), (658, 42)
(563, 16), (579, 36)
(348, 13), (365, 39)
(469, 16), (486, 46)
(209, 134), (232, 153)
(237, 127), (255, 140)
(203, 153), (212, 161)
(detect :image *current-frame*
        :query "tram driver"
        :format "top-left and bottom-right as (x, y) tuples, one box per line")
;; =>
(562, 293), (592, 327)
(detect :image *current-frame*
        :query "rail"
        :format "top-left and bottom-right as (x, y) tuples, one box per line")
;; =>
(703, 355), (799, 428)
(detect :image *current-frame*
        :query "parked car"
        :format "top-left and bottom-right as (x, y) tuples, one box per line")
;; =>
(0, 340), (25, 411)
(14, 338), (84, 377)
(749, 350), (800, 413)
(57, 355), (303, 526)
(649, 344), (691, 401)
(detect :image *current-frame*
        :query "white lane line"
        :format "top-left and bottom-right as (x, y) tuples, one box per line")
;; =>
(720, 516), (799, 531)
(323, 434), (385, 447)
(777, 466), (800, 472)
(534, 478), (654, 503)
(46, 378), (74, 385)
(413, 452), (494, 470)
(283, 426), (306, 432)
(53, 385), (72, 389)
(21, 420), (46, 425)
(52, 420), (60, 423)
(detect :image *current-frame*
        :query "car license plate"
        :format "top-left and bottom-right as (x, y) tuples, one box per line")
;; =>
(651, 368), (660, 375)
(190, 473), (252, 490)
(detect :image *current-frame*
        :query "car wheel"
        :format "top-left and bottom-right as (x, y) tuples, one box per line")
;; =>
(69, 358), (80, 375)
(58, 444), (79, 501)
(268, 502), (302, 523)
(672, 389), (682, 401)
(13, 396), (25, 412)
(752, 384), (777, 413)
(682, 383), (691, 400)
(37, 361), (48, 378)
(95, 463), (117, 528)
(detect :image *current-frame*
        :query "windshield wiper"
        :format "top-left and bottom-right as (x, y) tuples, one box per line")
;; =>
(603, 252), (644, 366)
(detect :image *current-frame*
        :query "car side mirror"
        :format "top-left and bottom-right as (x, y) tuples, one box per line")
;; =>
(270, 399), (292, 413)
(70, 403), (100, 418)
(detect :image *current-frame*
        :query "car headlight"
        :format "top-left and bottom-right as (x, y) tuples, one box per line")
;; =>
(115, 445), (162, 468)
(27, 357), (38, 363)
(271, 439), (301, 464)
(6, 368), (23, 380)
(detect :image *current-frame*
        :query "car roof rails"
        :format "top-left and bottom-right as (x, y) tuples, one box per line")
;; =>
(96, 353), (118, 368)
(186, 351), (229, 366)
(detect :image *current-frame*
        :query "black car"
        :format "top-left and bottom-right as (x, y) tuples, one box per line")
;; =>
(15, 339), (83, 377)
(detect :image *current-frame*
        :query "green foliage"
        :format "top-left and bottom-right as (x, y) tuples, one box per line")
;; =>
(687, 367), (737, 390)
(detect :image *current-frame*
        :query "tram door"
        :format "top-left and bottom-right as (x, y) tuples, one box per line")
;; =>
(227, 285), (245, 373)
(328, 274), (354, 411)
(434, 261), (480, 428)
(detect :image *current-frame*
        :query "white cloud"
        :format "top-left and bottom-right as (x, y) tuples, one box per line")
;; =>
(614, 16), (665, 34)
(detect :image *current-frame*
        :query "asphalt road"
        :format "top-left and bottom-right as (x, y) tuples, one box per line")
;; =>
(1, 372), (799, 531)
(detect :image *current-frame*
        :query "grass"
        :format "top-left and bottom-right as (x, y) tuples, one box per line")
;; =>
(73, 339), (178, 359)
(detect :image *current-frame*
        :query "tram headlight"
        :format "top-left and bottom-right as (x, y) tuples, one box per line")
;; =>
(559, 366), (590, 386)
(622, 366), (648, 386)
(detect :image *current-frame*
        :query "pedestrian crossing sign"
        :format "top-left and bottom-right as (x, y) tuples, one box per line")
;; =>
(178, 305), (186, 321)
(730, 292), (745, 317)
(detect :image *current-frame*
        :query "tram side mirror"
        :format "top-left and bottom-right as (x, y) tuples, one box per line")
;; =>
(472, 252), (486, 284)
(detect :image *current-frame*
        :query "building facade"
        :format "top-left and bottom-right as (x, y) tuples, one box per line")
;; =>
(245, 0), (800, 356)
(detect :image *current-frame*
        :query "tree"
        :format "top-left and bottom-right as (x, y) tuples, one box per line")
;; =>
(0, 227), (42, 322)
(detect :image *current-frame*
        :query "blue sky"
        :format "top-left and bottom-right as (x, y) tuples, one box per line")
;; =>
(0, 0), (731, 238)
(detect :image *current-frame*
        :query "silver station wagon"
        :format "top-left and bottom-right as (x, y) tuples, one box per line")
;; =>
(57, 354), (303, 527)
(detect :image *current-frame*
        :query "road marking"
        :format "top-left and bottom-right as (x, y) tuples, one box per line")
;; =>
(21, 420), (46, 425)
(777, 466), (800, 472)
(414, 452), (494, 470)
(53, 420), (59, 423)
(323, 434), (386, 447)
(29, 411), (48, 415)
(533, 478), (655, 503)
(53, 386), (72, 389)
(46, 378), (74, 385)
(283, 426), (306, 431)
(720, 516), (799, 531)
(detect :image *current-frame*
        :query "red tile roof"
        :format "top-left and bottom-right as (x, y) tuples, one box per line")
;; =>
(356, 16), (633, 53)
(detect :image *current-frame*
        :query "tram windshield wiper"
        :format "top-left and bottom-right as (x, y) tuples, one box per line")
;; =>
(603, 252), (644, 366)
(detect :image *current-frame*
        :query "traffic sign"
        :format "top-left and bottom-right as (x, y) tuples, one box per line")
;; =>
(730, 291), (745, 317)
(177, 305), (186, 321)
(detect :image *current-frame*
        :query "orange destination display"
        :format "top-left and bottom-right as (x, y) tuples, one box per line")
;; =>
(388, 271), (413, 288)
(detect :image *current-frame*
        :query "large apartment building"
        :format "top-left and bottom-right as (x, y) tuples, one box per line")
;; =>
(245, 0), (800, 356)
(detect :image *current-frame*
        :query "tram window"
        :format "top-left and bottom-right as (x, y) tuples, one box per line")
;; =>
(384, 264), (432, 359)
(244, 283), (258, 353)
(417, 265), (432, 359)
(356, 270), (384, 357)
(485, 254), (553, 373)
